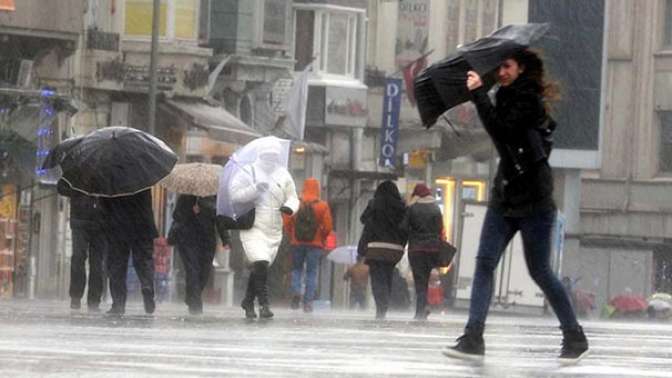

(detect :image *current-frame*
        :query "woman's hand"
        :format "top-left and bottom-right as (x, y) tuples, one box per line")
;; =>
(467, 70), (483, 91)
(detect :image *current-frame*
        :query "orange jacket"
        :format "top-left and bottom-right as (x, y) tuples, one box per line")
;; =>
(284, 178), (333, 249)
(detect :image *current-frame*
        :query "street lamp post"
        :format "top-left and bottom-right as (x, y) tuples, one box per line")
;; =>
(148, 0), (160, 135)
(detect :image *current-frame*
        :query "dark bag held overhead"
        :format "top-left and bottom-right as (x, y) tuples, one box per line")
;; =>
(435, 240), (457, 268)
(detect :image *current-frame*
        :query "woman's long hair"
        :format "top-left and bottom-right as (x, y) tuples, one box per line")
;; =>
(510, 49), (560, 109)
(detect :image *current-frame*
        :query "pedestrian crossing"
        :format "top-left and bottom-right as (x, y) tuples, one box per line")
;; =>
(0, 301), (670, 377)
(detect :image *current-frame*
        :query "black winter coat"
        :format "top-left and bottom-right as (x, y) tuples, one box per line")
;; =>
(57, 179), (103, 230)
(358, 199), (408, 264)
(172, 195), (230, 250)
(471, 76), (556, 216)
(402, 197), (443, 252)
(99, 190), (158, 241)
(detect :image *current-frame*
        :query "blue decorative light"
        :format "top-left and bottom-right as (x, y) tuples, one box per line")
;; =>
(40, 89), (56, 98)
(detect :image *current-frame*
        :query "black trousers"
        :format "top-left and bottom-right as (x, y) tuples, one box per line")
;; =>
(107, 237), (155, 311)
(69, 226), (106, 307)
(368, 261), (395, 317)
(177, 242), (215, 311)
(409, 251), (437, 316)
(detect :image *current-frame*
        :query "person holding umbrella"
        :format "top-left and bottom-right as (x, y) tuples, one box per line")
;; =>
(402, 183), (444, 321)
(170, 195), (230, 315)
(162, 163), (231, 315)
(442, 49), (588, 364)
(227, 138), (299, 319)
(46, 127), (178, 316)
(357, 181), (408, 320)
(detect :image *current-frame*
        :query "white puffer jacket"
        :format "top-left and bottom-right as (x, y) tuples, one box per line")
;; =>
(231, 165), (298, 264)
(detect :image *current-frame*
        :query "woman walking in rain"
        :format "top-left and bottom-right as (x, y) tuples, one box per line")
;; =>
(403, 183), (444, 321)
(171, 195), (230, 315)
(443, 49), (588, 364)
(230, 139), (299, 319)
(358, 181), (408, 320)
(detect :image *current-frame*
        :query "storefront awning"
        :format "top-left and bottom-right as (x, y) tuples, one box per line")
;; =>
(163, 100), (261, 145)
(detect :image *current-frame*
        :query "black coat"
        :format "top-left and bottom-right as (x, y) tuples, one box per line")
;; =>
(172, 195), (230, 250)
(57, 179), (103, 230)
(402, 197), (443, 252)
(358, 181), (408, 264)
(99, 190), (158, 241)
(471, 76), (556, 216)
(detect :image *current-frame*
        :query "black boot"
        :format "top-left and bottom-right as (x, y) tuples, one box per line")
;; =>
(559, 326), (589, 364)
(241, 271), (257, 319)
(443, 326), (485, 361)
(142, 288), (156, 315)
(253, 261), (273, 319)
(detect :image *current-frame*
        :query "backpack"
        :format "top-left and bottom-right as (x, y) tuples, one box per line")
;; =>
(294, 201), (319, 242)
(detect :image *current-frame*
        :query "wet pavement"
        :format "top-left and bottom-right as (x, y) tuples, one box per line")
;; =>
(0, 300), (671, 377)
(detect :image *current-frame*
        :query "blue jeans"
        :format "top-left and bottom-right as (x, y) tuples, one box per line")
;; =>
(466, 207), (579, 331)
(290, 245), (323, 302)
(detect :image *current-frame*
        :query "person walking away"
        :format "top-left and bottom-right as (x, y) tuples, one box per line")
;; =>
(357, 181), (408, 320)
(57, 179), (106, 312)
(171, 195), (230, 315)
(100, 189), (158, 315)
(284, 177), (333, 313)
(443, 49), (588, 364)
(231, 139), (299, 319)
(402, 183), (444, 320)
(344, 255), (369, 310)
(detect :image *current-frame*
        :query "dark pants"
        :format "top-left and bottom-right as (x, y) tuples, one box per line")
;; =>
(177, 242), (215, 312)
(107, 237), (155, 312)
(466, 208), (579, 332)
(69, 226), (106, 307)
(349, 287), (367, 310)
(409, 251), (437, 317)
(368, 261), (395, 318)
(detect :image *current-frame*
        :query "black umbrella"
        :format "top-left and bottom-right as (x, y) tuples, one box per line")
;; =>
(56, 126), (177, 197)
(414, 23), (550, 128)
(42, 135), (85, 169)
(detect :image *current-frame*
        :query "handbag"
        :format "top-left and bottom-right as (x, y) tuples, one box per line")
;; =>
(218, 208), (256, 230)
(435, 240), (457, 268)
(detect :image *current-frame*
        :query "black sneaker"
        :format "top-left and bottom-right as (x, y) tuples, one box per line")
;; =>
(241, 300), (257, 319)
(106, 306), (125, 316)
(70, 298), (81, 310)
(559, 326), (589, 365)
(443, 332), (485, 361)
(290, 295), (301, 310)
(303, 302), (313, 313)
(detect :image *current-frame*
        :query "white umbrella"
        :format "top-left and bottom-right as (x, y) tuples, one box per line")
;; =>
(327, 245), (358, 265)
(216, 136), (291, 219)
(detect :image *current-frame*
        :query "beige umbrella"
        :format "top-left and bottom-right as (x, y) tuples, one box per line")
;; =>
(161, 162), (222, 197)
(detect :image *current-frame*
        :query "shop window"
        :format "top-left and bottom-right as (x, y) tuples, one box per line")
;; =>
(660, 112), (672, 173)
(124, 0), (198, 40)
